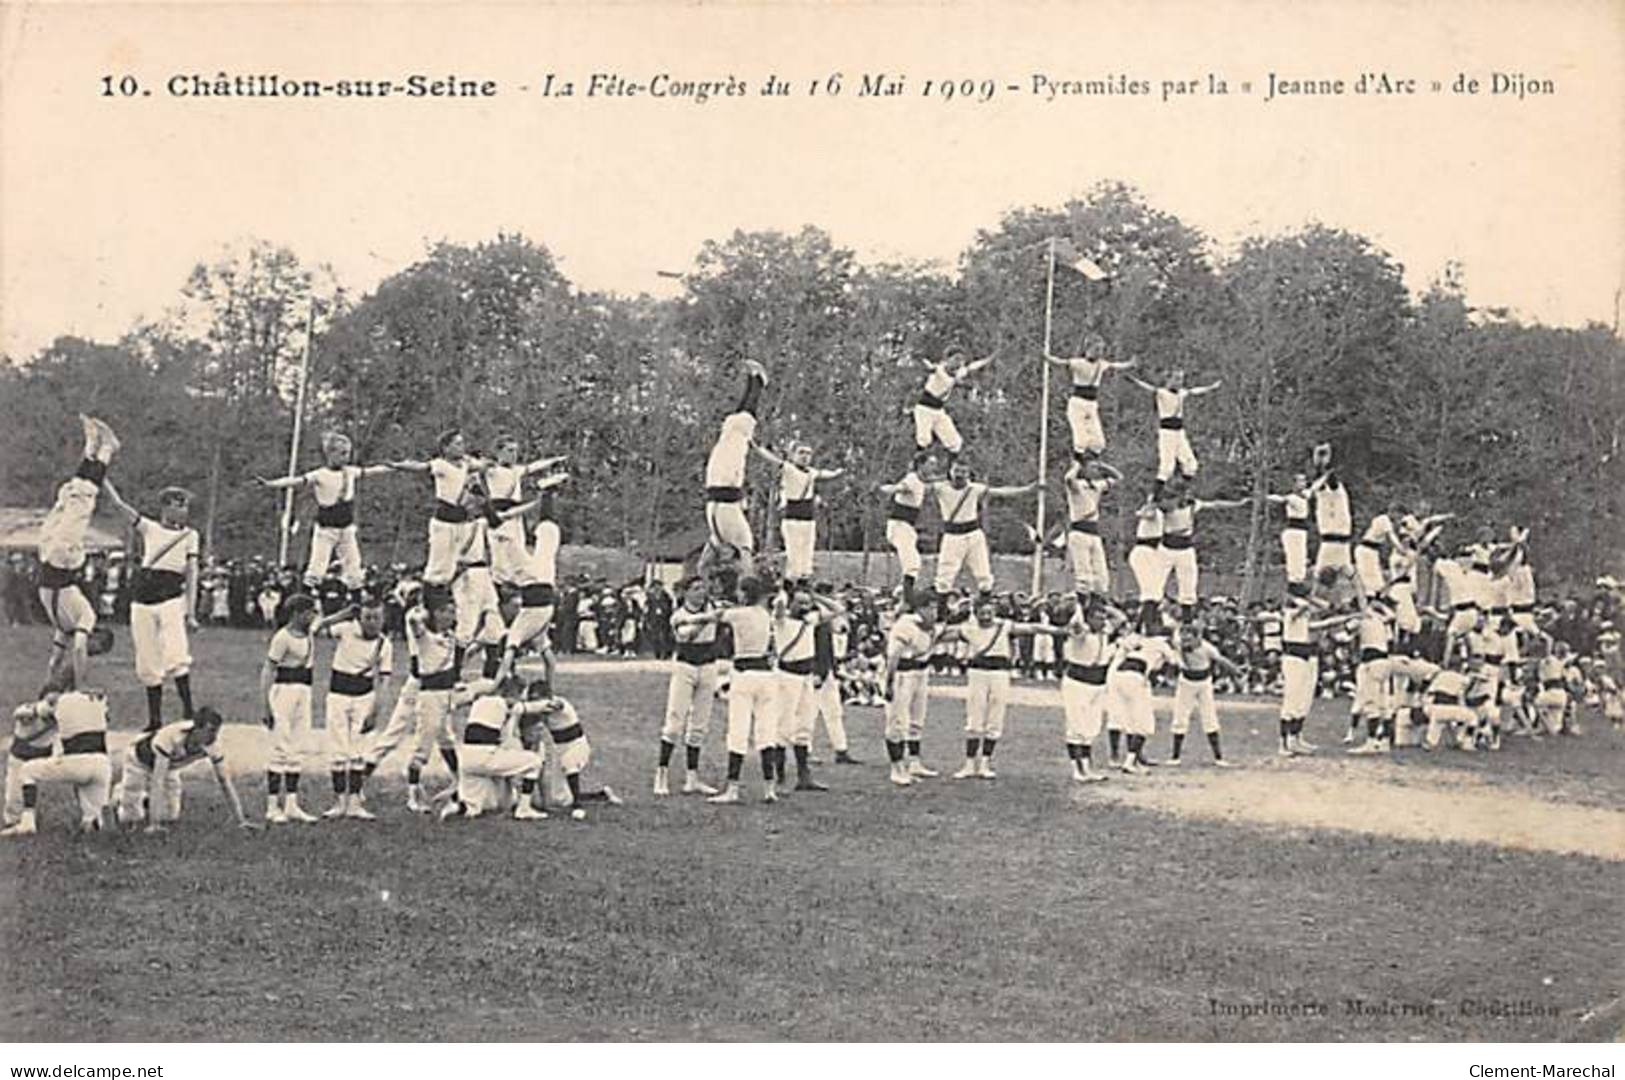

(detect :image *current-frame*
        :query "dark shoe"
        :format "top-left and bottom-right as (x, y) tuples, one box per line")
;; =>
(834, 751), (863, 765)
(794, 776), (830, 792)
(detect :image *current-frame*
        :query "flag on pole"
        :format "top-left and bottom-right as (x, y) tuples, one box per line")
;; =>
(1053, 237), (1110, 281)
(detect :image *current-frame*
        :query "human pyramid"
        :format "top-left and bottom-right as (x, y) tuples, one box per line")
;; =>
(6, 415), (609, 834)
(1, 336), (1599, 833)
(682, 341), (1589, 798)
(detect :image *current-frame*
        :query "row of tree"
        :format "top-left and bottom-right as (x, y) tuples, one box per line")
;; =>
(2, 182), (1620, 596)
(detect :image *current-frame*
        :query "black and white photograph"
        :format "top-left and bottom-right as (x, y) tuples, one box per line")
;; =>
(0, 0), (1621, 1064)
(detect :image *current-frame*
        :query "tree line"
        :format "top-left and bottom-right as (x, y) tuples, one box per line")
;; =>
(2, 181), (1619, 597)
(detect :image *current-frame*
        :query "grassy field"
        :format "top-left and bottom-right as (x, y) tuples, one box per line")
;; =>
(0, 624), (1620, 1042)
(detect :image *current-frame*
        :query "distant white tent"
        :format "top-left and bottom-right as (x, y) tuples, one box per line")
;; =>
(0, 507), (124, 552)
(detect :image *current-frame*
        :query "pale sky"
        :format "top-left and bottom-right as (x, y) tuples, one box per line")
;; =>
(2, 0), (1621, 358)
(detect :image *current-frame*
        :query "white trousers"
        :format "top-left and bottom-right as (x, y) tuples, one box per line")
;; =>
(964, 668), (1011, 739)
(1354, 544), (1386, 598)
(1067, 531), (1109, 593)
(782, 519), (816, 581)
(1424, 703), (1477, 747)
(21, 753), (111, 824)
(725, 670), (779, 755)
(39, 583), (96, 642)
(1353, 658), (1391, 719)
(268, 684), (313, 772)
(39, 477), (99, 570)
(488, 519), (529, 585)
(1108, 673), (1156, 736)
(1315, 540), (1353, 573)
(935, 530), (993, 594)
(1446, 608), (1481, 640)
(365, 677), (417, 766)
(1163, 546), (1199, 605)
(506, 604), (555, 654)
(131, 597), (191, 687)
(884, 670), (930, 741)
(887, 520), (922, 578)
(1391, 581), (1421, 634)
(1534, 688), (1567, 727)
(325, 690), (376, 769)
(661, 660), (719, 746)
(813, 675), (848, 752)
(706, 501), (754, 553)
(553, 735), (591, 777)
(362, 684), (456, 775)
(776, 671), (818, 747)
(409, 689), (458, 769)
(457, 745), (542, 813)
(1061, 678), (1107, 742)
(1067, 398), (1105, 455)
(1156, 429), (1198, 480)
(424, 518), (468, 585)
(1130, 544), (1170, 603)
(1282, 528), (1308, 583)
(5, 749), (51, 824)
(1171, 678), (1219, 735)
(306, 524), (363, 589)
(1281, 654), (1318, 718)
(116, 757), (183, 823)
(913, 404), (962, 453)
(454, 567), (500, 644)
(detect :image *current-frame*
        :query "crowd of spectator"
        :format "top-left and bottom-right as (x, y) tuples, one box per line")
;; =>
(4, 549), (1620, 707)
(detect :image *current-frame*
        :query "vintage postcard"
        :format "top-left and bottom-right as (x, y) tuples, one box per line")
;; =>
(0, 0), (1621, 1065)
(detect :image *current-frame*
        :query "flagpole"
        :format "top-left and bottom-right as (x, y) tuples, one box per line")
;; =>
(1031, 238), (1058, 596)
(277, 300), (316, 567)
